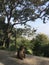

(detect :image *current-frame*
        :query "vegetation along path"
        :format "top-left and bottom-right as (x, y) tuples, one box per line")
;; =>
(0, 50), (49, 65)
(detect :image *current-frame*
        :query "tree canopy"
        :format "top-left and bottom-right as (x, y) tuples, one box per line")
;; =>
(31, 33), (49, 56)
(0, 0), (49, 48)
(0, 0), (49, 25)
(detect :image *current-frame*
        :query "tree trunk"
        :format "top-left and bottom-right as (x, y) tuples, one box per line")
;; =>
(5, 38), (10, 48)
(15, 31), (16, 48)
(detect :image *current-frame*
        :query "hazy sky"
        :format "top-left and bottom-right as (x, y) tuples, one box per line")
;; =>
(15, 18), (49, 36)
(26, 19), (49, 36)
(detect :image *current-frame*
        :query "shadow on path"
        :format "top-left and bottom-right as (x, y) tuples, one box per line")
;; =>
(0, 50), (49, 65)
(0, 50), (31, 65)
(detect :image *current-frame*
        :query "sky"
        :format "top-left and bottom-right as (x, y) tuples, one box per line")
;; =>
(15, 18), (49, 36)
(27, 19), (49, 36)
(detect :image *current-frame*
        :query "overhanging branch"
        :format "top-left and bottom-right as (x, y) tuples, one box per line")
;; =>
(12, 21), (26, 27)
(12, 19), (32, 27)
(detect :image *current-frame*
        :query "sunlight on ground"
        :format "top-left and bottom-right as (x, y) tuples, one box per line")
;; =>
(0, 63), (4, 65)
(23, 58), (38, 65)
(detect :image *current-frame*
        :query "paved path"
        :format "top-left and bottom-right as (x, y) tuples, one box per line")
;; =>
(0, 50), (49, 65)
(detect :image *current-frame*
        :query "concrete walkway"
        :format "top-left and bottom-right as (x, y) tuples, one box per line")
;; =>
(0, 50), (49, 65)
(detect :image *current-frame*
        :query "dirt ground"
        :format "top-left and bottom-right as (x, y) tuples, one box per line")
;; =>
(0, 50), (49, 65)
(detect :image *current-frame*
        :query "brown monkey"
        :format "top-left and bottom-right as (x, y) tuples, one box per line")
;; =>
(17, 45), (26, 60)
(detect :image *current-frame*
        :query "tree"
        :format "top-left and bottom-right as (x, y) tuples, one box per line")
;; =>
(0, 17), (6, 46)
(35, 34), (49, 45)
(31, 34), (49, 56)
(11, 27), (36, 48)
(0, 0), (49, 48)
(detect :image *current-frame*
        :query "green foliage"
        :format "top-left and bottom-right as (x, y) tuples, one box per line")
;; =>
(35, 34), (49, 45)
(26, 48), (33, 54)
(0, 0), (49, 49)
(0, 46), (6, 50)
(0, 0), (49, 53)
(42, 44), (49, 57)
(9, 44), (16, 51)
(31, 33), (49, 57)
(16, 37), (33, 54)
(29, 0), (49, 6)
(0, 0), (49, 24)
(10, 37), (33, 54)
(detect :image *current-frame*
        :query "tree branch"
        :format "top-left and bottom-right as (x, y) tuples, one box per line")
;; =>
(12, 21), (26, 27)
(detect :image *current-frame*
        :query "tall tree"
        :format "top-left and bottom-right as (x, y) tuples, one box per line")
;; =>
(0, 0), (49, 48)
(31, 34), (49, 56)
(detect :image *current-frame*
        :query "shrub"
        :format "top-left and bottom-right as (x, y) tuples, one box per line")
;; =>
(9, 45), (16, 51)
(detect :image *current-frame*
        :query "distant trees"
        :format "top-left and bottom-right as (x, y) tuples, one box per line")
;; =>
(31, 34), (49, 57)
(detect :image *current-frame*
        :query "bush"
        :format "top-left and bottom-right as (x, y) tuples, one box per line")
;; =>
(25, 47), (33, 55)
(0, 46), (6, 50)
(42, 44), (49, 57)
(33, 42), (42, 56)
(27, 49), (33, 54)
(9, 45), (16, 51)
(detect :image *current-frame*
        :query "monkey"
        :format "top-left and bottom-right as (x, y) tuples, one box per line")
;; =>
(17, 45), (26, 60)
